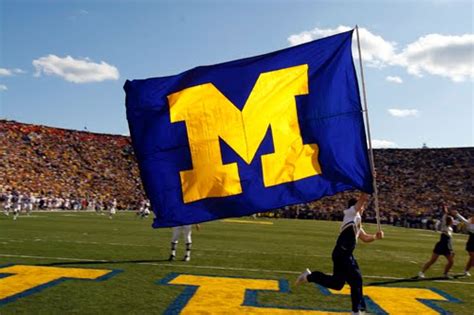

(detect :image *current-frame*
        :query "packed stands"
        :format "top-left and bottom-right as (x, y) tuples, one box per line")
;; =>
(1, 120), (473, 228)
(1, 120), (145, 209)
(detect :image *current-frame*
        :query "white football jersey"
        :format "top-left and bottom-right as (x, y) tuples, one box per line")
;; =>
(340, 206), (362, 238)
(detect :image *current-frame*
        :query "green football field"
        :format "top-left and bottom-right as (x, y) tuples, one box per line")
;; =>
(0, 212), (473, 314)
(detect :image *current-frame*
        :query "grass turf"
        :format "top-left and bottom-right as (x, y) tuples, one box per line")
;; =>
(0, 212), (473, 314)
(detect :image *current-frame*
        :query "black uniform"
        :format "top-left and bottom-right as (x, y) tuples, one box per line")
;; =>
(433, 215), (453, 256)
(467, 233), (474, 252)
(433, 233), (453, 256)
(307, 207), (366, 313)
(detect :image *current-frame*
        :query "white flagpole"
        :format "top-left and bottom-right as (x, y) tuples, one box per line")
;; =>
(355, 25), (381, 232)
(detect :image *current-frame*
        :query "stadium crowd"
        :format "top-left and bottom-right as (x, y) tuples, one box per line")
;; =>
(1, 119), (146, 210)
(1, 120), (473, 231)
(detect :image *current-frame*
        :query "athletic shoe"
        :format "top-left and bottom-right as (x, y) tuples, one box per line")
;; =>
(464, 271), (471, 277)
(168, 255), (176, 261)
(417, 271), (425, 279)
(295, 268), (311, 286)
(443, 273), (453, 279)
(183, 255), (190, 262)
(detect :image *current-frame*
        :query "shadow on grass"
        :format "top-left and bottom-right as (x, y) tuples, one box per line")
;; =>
(368, 274), (466, 286)
(38, 259), (172, 267)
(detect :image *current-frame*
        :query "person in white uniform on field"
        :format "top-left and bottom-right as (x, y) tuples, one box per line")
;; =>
(26, 193), (35, 215)
(169, 224), (200, 262)
(3, 192), (12, 216)
(109, 198), (117, 219)
(12, 193), (22, 220)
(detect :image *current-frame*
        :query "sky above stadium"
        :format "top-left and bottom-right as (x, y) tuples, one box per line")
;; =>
(0, 0), (473, 148)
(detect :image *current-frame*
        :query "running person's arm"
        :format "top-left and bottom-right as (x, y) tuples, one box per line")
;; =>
(358, 228), (384, 243)
(355, 193), (369, 214)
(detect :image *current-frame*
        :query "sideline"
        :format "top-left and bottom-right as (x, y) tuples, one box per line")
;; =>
(1, 253), (472, 286)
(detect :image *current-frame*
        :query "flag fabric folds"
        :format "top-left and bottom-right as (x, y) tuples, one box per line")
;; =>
(124, 30), (373, 228)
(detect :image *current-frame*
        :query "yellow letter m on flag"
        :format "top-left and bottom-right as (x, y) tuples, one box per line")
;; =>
(168, 64), (322, 203)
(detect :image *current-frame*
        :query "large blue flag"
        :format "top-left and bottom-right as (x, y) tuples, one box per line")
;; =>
(125, 30), (373, 228)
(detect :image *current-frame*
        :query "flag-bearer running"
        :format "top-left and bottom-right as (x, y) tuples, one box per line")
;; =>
(295, 192), (384, 315)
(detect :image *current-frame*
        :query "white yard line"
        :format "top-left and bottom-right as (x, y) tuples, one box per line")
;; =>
(0, 253), (107, 262)
(139, 262), (402, 280)
(0, 237), (443, 262)
(1, 253), (472, 285)
(0, 237), (330, 258)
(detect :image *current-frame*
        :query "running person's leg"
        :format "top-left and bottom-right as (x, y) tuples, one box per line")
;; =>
(465, 251), (473, 276)
(465, 234), (474, 276)
(346, 255), (366, 313)
(303, 250), (346, 290)
(443, 252), (455, 277)
(169, 226), (182, 261)
(419, 253), (439, 277)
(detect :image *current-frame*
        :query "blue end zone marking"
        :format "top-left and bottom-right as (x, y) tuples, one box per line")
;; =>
(156, 272), (180, 285)
(314, 284), (388, 315)
(158, 273), (350, 313)
(417, 287), (462, 315)
(0, 266), (122, 306)
(314, 283), (331, 296)
(0, 273), (13, 280)
(0, 263), (16, 280)
(163, 286), (199, 315)
(96, 269), (122, 281)
(157, 273), (198, 315)
(316, 283), (463, 315)
(158, 273), (463, 315)
(279, 279), (290, 293)
(429, 287), (462, 303)
(242, 279), (348, 312)
(364, 296), (388, 315)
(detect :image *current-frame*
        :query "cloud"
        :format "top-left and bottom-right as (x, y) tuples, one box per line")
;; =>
(0, 68), (12, 76)
(372, 139), (397, 148)
(287, 26), (474, 82)
(0, 68), (25, 76)
(287, 25), (397, 68)
(0, 84), (7, 91)
(32, 55), (120, 83)
(397, 34), (474, 82)
(385, 76), (403, 84)
(388, 108), (419, 117)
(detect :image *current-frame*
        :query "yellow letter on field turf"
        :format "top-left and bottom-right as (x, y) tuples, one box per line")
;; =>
(170, 274), (341, 314)
(168, 274), (457, 314)
(330, 285), (451, 315)
(0, 265), (113, 303)
(168, 64), (321, 203)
